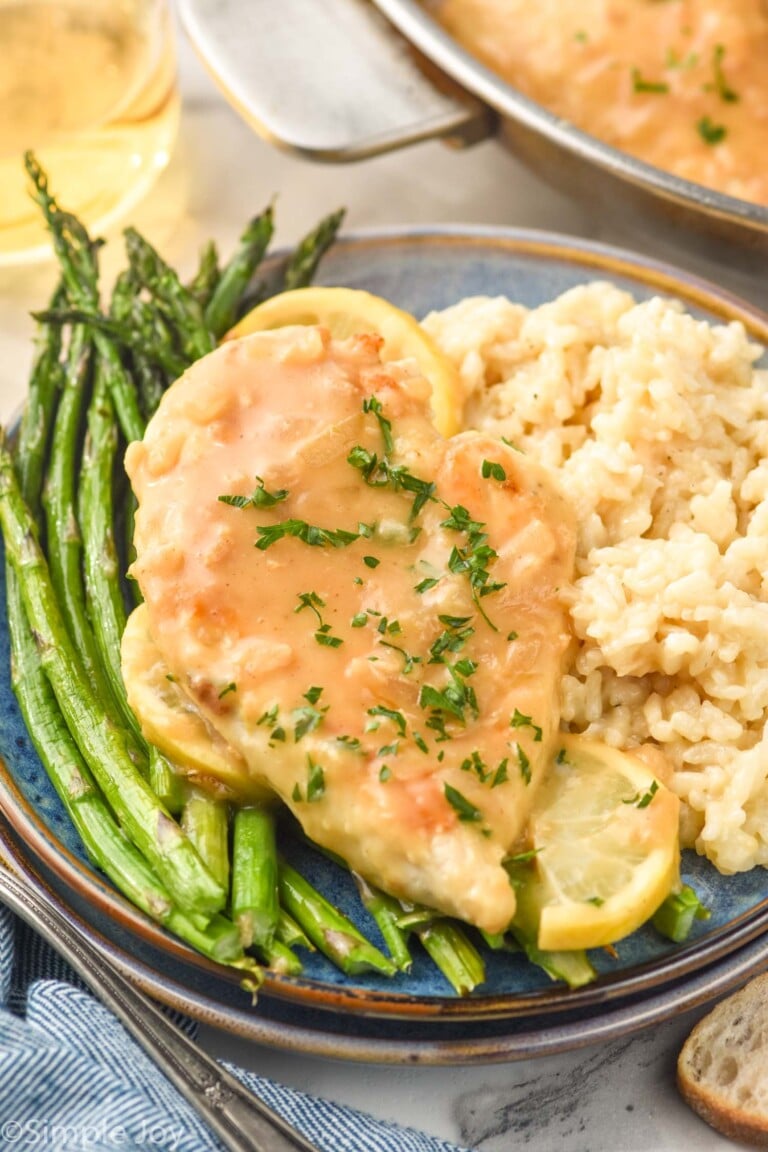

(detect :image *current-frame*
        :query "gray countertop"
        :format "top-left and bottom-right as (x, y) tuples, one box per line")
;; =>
(0, 22), (757, 1152)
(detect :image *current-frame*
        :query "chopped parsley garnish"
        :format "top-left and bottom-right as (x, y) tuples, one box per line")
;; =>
(631, 68), (669, 94)
(351, 612), (368, 628)
(428, 617), (475, 664)
(697, 115), (727, 144)
(218, 682), (237, 698)
(706, 44), (738, 103)
(367, 705), (407, 737)
(491, 758), (509, 787)
(419, 666), (478, 727)
(510, 708), (543, 742)
(363, 555), (380, 569)
(296, 592), (343, 648)
(413, 732), (429, 754)
(516, 744), (532, 785)
(292, 701), (327, 742)
(315, 627), (343, 648)
(295, 590), (325, 625)
(377, 741), (399, 758)
(336, 734), (363, 752)
(379, 641), (420, 674)
(348, 443), (437, 520)
(218, 476), (288, 509)
(586, 896), (605, 907)
(257, 705), (279, 728)
(461, 749), (489, 781)
(415, 576), (440, 594)
(481, 459), (507, 482)
(303, 686), (324, 706)
(306, 757), (326, 802)
(636, 780), (660, 809)
(556, 747), (568, 765)
(363, 395), (394, 454)
(442, 504), (506, 630)
(379, 764), (392, 782)
(507, 631), (518, 642)
(256, 519), (359, 551)
(444, 783), (483, 823)
(501, 436), (523, 453)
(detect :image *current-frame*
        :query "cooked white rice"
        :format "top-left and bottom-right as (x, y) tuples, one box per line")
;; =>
(423, 282), (768, 874)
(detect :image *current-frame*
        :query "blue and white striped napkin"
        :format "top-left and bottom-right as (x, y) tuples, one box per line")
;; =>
(0, 906), (470, 1152)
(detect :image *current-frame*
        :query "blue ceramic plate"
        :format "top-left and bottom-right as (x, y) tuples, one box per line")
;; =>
(2, 227), (768, 1059)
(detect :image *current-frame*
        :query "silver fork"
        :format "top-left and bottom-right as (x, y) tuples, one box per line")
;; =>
(0, 856), (320, 1152)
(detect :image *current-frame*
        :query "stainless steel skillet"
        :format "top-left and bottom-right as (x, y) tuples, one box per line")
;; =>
(178, 0), (768, 278)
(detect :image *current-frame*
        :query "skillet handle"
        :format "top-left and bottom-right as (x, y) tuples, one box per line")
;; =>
(178, 0), (496, 162)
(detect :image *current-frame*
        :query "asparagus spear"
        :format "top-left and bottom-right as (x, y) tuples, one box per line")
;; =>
(25, 153), (144, 443)
(78, 358), (142, 736)
(275, 908), (314, 952)
(231, 806), (279, 949)
(204, 205), (274, 338)
(123, 226), (215, 363)
(278, 857), (396, 977)
(0, 432), (225, 918)
(353, 874), (412, 972)
(282, 208), (346, 291)
(416, 920), (486, 995)
(5, 319), (258, 970)
(188, 239), (220, 309)
(41, 327), (105, 688)
(181, 785), (231, 892)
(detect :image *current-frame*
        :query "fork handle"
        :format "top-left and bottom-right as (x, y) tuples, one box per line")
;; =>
(0, 864), (319, 1152)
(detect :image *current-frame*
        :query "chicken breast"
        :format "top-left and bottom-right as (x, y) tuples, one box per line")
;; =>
(125, 326), (576, 934)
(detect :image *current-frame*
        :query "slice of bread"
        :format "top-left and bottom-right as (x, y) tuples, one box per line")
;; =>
(678, 974), (768, 1147)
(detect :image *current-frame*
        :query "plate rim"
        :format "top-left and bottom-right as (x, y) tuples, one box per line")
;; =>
(2, 222), (768, 1032)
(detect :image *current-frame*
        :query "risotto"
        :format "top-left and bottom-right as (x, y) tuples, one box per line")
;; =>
(423, 282), (768, 874)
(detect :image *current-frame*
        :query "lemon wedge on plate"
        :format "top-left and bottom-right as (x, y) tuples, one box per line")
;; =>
(226, 286), (462, 437)
(121, 605), (270, 802)
(519, 734), (680, 952)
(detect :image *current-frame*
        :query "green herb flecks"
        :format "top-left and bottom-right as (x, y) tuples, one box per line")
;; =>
(218, 476), (288, 510)
(257, 519), (360, 551)
(292, 693), (328, 741)
(367, 705), (407, 738)
(631, 68), (669, 94)
(306, 757), (326, 802)
(363, 395), (394, 454)
(697, 115), (727, 144)
(515, 744), (532, 785)
(442, 504), (506, 631)
(428, 615), (474, 664)
(510, 708), (543, 742)
(444, 783), (483, 823)
(705, 44), (738, 103)
(481, 459), (506, 482)
(295, 591), (343, 649)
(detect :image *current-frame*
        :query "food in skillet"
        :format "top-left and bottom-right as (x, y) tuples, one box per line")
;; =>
(427, 0), (768, 206)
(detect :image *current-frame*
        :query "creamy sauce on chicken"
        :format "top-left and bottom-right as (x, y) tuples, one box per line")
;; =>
(429, 0), (768, 205)
(125, 327), (576, 933)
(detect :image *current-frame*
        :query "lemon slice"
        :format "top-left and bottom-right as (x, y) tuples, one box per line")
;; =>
(226, 286), (462, 437)
(523, 734), (680, 951)
(121, 606), (270, 802)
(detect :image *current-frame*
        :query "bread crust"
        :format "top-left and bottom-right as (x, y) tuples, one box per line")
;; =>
(678, 974), (768, 1148)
